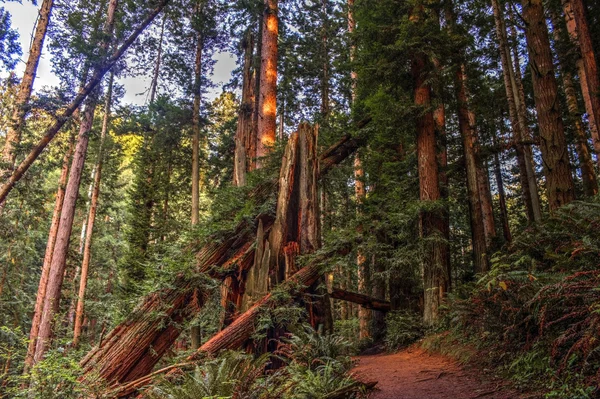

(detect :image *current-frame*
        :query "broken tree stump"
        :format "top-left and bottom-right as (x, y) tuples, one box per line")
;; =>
(80, 123), (368, 394)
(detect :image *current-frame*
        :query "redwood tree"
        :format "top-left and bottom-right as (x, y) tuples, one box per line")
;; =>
(521, 0), (575, 210)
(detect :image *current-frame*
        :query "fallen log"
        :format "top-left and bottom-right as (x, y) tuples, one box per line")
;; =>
(329, 288), (391, 312)
(80, 124), (367, 392)
(110, 251), (340, 397)
(80, 221), (258, 388)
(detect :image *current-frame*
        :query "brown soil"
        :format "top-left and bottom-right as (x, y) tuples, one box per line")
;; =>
(353, 347), (527, 399)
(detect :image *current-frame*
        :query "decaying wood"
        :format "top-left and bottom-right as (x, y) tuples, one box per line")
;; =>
(329, 288), (391, 312)
(112, 251), (343, 397)
(80, 123), (365, 394)
(268, 131), (300, 284)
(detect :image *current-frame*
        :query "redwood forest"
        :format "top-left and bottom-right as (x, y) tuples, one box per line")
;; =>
(1, 0), (600, 397)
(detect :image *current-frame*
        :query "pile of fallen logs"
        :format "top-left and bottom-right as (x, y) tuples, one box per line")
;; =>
(78, 122), (381, 397)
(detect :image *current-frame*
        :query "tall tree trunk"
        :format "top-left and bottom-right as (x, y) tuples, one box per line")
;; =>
(550, 10), (598, 196)
(348, 0), (370, 337)
(1, 0), (53, 177)
(521, 0), (575, 210)
(507, 8), (544, 223)
(0, 0), (170, 205)
(233, 31), (255, 187)
(320, 0), (330, 118)
(455, 64), (489, 273)
(492, 129), (512, 243)
(491, 0), (541, 224)
(190, 4), (204, 348)
(412, 39), (448, 325)
(23, 131), (75, 374)
(149, 12), (166, 104)
(256, 0), (278, 167)
(33, 0), (119, 364)
(73, 72), (114, 348)
(477, 161), (496, 249)
(562, 0), (600, 159)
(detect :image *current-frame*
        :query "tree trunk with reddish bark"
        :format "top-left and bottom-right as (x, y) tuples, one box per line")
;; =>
(1, 0), (53, 177)
(23, 131), (75, 373)
(521, 0), (575, 210)
(550, 10), (598, 197)
(412, 41), (448, 324)
(562, 0), (600, 160)
(33, 0), (119, 364)
(73, 72), (114, 348)
(256, 0), (278, 167)
(79, 125), (364, 394)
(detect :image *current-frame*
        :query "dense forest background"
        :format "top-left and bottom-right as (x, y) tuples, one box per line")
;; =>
(0, 0), (599, 398)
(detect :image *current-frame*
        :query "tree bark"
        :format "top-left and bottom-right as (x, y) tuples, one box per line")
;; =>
(454, 63), (489, 273)
(1, 0), (53, 177)
(233, 31), (255, 187)
(23, 130), (75, 374)
(562, 0), (600, 159)
(507, 8), (544, 222)
(550, 10), (598, 196)
(412, 30), (448, 324)
(0, 0), (170, 205)
(491, 0), (541, 224)
(33, 0), (119, 364)
(329, 288), (391, 311)
(256, 0), (278, 167)
(79, 126), (365, 392)
(149, 13), (166, 104)
(73, 72), (114, 348)
(521, 0), (575, 210)
(492, 129), (512, 243)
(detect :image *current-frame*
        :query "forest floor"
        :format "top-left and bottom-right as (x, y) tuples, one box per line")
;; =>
(353, 347), (533, 399)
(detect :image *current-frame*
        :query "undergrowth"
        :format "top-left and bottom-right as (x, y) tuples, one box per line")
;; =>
(149, 326), (366, 399)
(431, 200), (600, 398)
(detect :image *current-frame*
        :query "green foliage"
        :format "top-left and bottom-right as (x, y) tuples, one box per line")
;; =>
(438, 199), (600, 396)
(384, 310), (425, 351)
(0, 7), (21, 70)
(149, 351), (270, 399)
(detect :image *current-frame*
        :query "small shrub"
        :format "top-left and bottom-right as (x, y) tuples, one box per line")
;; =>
(384, 310), (424, 351)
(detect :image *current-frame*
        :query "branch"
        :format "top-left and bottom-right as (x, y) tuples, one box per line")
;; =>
(0, 0), (171, 204)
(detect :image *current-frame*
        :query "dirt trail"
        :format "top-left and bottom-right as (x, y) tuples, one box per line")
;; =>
(353, 348), (524, 399)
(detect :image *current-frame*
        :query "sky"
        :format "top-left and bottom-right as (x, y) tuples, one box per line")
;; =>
(3, 1), (237, 105)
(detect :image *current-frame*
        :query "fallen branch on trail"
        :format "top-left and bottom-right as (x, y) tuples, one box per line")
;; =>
(329, 288), (391, 312)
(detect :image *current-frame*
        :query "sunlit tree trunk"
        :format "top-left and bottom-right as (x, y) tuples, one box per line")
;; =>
(256, 0), (278, 167)
(1, 0), (53, 177)
(521, 0), (575, 210)
(73, 72), (114, 348)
